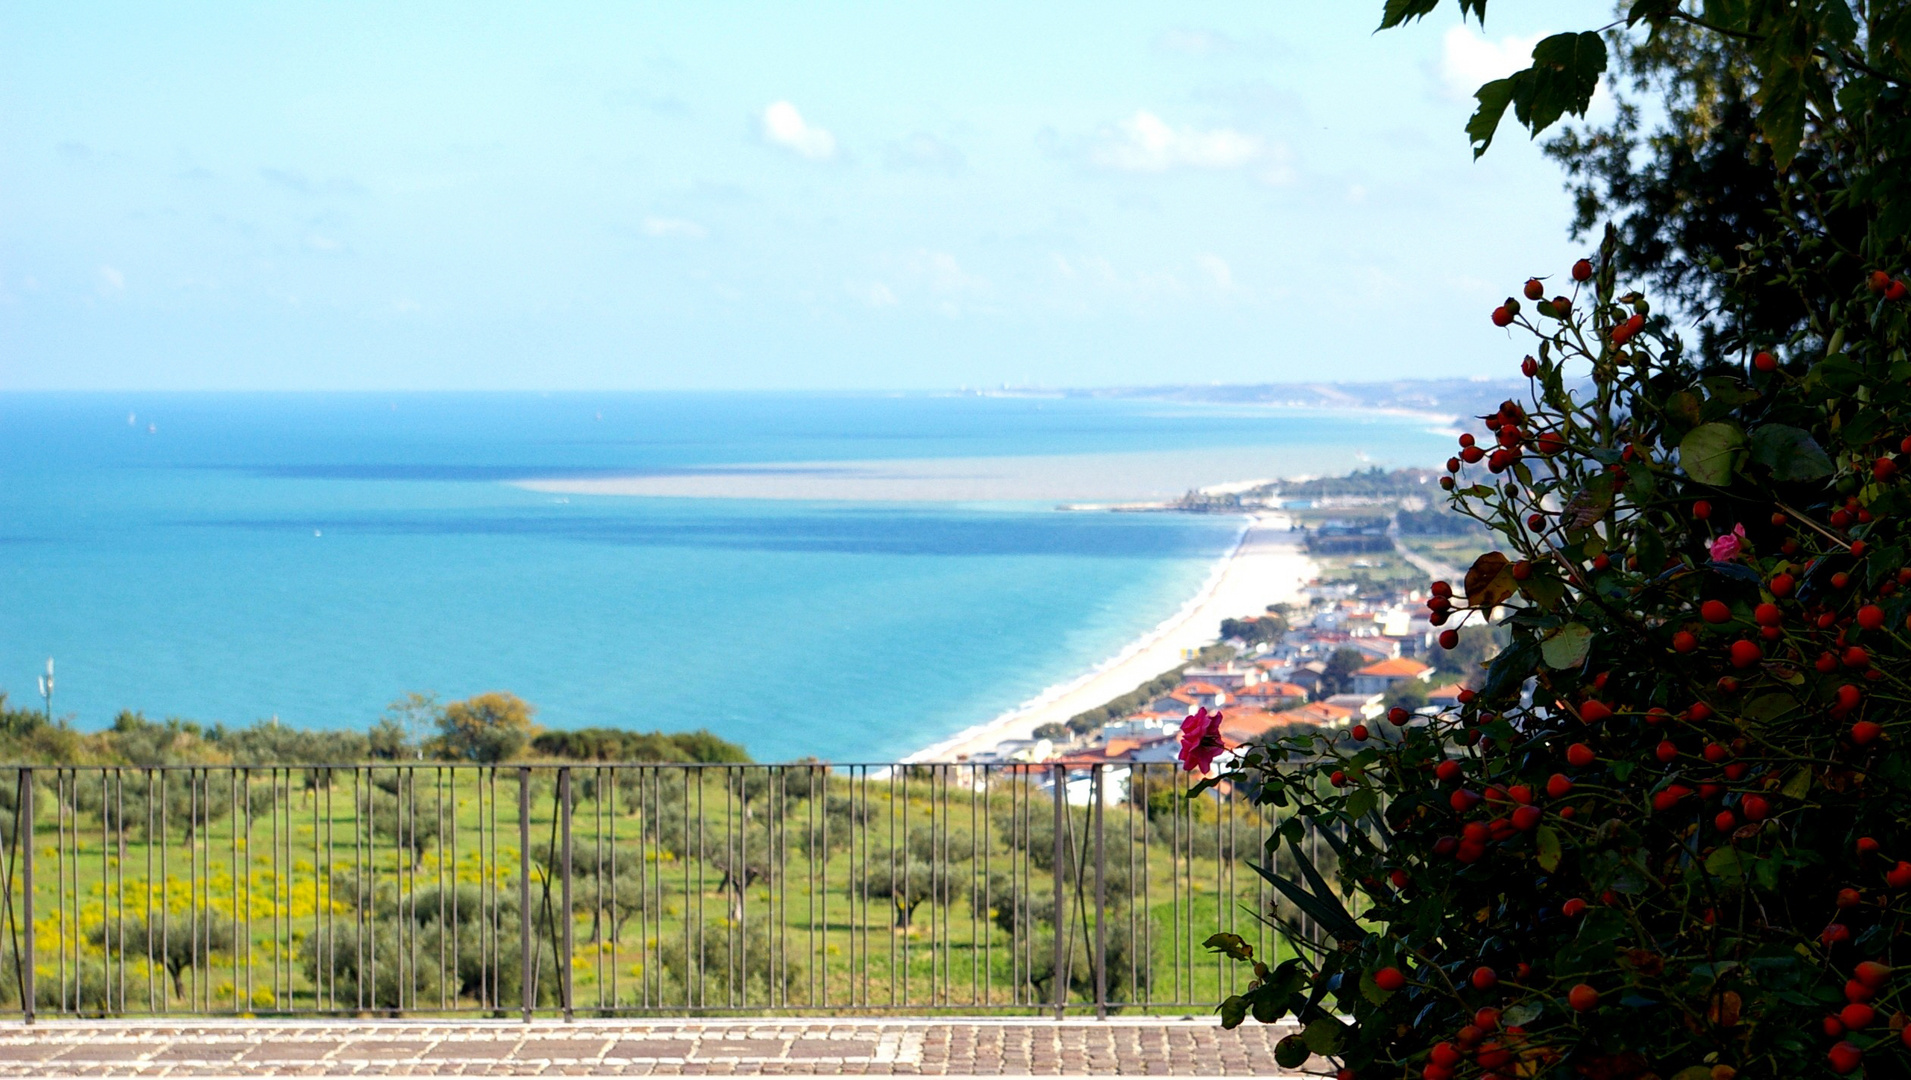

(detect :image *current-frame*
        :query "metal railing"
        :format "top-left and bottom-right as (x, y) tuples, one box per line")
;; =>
(0, 761), (1329, 1020)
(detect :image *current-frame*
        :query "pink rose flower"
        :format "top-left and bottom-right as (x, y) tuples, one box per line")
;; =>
(1709, 524), (1748, 563)
(1177, 707), (1230, 773)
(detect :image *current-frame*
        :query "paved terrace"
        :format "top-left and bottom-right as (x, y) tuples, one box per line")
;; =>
(0, 1019), (1305, 1077)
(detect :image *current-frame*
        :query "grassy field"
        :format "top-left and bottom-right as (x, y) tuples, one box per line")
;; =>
(4, 764), (1324, 1018)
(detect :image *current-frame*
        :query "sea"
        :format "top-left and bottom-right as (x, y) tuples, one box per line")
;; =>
(0, 393), (1451, 762)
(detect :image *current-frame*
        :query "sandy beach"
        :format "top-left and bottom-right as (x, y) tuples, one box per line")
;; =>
(515, 445), (1414, 504)
(903, 512), (1313, 763)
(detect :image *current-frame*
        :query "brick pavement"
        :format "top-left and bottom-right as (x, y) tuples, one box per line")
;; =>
(0, 1018), (1306, 1077)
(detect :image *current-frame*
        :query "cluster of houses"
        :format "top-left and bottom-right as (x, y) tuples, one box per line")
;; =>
(969, 583), (1467, 798)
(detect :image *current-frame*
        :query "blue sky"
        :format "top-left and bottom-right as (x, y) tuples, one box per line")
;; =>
(0, 2), (1614, 391)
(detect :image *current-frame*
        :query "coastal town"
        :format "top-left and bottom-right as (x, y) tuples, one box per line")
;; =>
(948, 466), (1497, 792)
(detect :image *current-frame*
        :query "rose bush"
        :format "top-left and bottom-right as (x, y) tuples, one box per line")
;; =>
(1207, 233), (1911, 1079)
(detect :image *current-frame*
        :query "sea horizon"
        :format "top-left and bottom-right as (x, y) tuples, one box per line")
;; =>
(0, 389), (1451, 760)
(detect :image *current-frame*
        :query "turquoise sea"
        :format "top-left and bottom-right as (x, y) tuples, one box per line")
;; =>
(0, 393), (1449, 761)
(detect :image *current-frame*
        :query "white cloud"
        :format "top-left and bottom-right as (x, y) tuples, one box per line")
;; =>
(902, 250), (990, 297)
(1438, 25), (1543, 100)
(760, 101), (837, 160)
(884, 132), (965, 174)
(1196, 254), (1234, 290)
(97, 265), (124, 294)
(1156, 28), (1237, 57)
(1091, 111), (1264, 172)
(642, 216), (708, 239)
(846, 281), (897, 307)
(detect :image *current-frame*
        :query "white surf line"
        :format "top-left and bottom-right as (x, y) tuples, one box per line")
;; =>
(898, 513), (1259, 765)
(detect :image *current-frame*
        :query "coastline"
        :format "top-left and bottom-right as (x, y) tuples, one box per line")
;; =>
(902, 512), (1314, 763)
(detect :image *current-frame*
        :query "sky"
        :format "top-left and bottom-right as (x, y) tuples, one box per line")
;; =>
(0, 2), (1618, 391)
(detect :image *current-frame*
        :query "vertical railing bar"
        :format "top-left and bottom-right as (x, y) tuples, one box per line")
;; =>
(19, 768), (33, 1023)
(559, 767), (573, 1021)
(518, 766), (532, 1021)
(1093, 764), (1106, 1020)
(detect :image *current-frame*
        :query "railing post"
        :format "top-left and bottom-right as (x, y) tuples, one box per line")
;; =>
(558, 766), (573, 1021)
(1051, 763), (1065, 1021)
(20, 768), (33, 1024)
(518, 766), (532, 1022)
(1092, 764), (1106, 1020)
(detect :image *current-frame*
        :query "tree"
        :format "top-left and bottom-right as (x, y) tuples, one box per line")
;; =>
(1208, 7), (1911, 1073)
(1321, 648), (1369, 697)
(433, 692), (537, 763)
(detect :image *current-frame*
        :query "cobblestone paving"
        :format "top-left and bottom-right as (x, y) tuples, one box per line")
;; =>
(0, 1019), (1305, 1077)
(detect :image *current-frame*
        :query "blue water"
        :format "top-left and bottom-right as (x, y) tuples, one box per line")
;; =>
(0, 393), (1448, 761)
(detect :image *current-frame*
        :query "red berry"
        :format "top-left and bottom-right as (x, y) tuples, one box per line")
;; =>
(1857, 961), (1893, 988)
(1853, 721), (1884, 746)
(1770, 573), (1795, 597)
(1888, 861), (1911, 889)
(1754, 603), (1782, 626)
(1450, 789), (1482, 812)
(1571, 259), (1593, 282)
(1330, 771), (1348, 787)
(1848, 978), (1876, 1002)
(1523, 278), (1545, 300)
(1839, 887), (1863, 908)
(1692, 500), (1712, 520)
(1374, 966), (1406, 992)
(1825, 923), (1853, 944)
(1753, 350), (1777, 371)
(1561, 898), (1587, 918)
(1492, 305), (1514, 327)
(1729, 640), (1761, 668)
(1436, 760), (1463, 782)
(1671, 630), (1697, 652)
(1838, 684), (1864, 712)
(1566, 743), (1596, 767)
(1511, 805), (1542, 831)
(1470, 966), (1497, 990)
(1507, 784), (1533, 805)
(1520, 355), (1539, 377)
(1350, 724), (1369, 741)
(1828, 1041), (1862, 1075)
(1440, 629), (1460, 650)
(1845, 646), (1870, 669)
(1870, 270), (1893, 293)
(1388, 707), (1409, 724)
(1841, 1002), (1876, 1030)
(1713, 811), (1736, 833)
(1567, 984), (1599, 1012)
(1655, 740), (1679, 763)
(1578, 700), (1612, 724)
(1877, 457), (1899, 481)
(1859, 837), (1882, 855)
(1431, 580), (1452, 597)
(1741, 795), (1769, 821)
(1546, 773), (1572, 799)
(1892, 279), (1910, 302)
(1858, 605), (1886, 630)
(1701, 599), (1731, 623)
(1431, 1043), (1462, 1068)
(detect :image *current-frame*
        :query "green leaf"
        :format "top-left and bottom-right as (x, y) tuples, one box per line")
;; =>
(1541, 622), (1594, 670)
(1347, 786), (1378, 820)
(1302, 1016), (1345, 1056)
(1481, 636), (1542, 700)
(1518, 572), (1567, 610)
(1678, 422), (1744, 486)
(1705, 845), (1745, 885)
(1501, 999), (1545, 1027)
(1203, 933), (1254, 962)
(1218, 994), (1249, 1029)
(1360, 971), (1391, 1005)
(1378, 0), (1442, 29)
(1754, 46), (1808, 168)
(1274, 1035), (1312, 1070)
(1467, 77), (1517, 158)
(1749, 424), (1833, 481)
(1536, 825), (1562, 873)
(1520, 32), (1607, 131)
(1782, 768), (1813, 800)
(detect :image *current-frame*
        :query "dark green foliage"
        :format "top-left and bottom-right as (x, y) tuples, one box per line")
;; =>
(529, 728), (750, 764)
